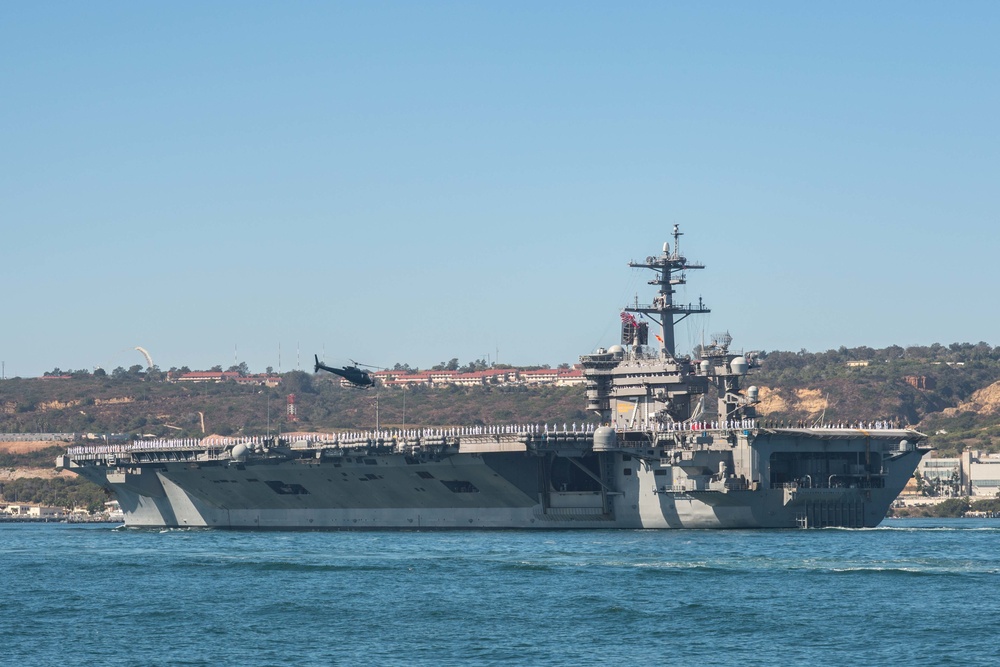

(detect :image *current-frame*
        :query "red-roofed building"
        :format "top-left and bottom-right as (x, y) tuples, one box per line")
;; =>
(175, 371), (226, 383)
(554, 369), (585, 386)
(363, 366), (581, 388)
(234, 374), (282, 387)
(429, 370), (457, 384)
(171, 371), (281, 386)
(381, 371), (434, 387)
(519, 368), (560, 384)
(456, 369), (511, 386)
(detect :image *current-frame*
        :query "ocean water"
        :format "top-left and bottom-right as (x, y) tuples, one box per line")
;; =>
(2, 520), (998, 667)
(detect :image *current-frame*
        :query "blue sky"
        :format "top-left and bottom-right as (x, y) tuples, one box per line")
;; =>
(2, 2), (998, 377)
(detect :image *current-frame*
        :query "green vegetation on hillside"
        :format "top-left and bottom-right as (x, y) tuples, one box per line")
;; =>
(752, 342), (1000, 455)
(0, 372), (589, 438)
(0, 446), (65, 469)
(889, 497), (1000, 518)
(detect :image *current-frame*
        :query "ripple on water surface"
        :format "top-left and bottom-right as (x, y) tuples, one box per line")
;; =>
(2, 520), (999, 666)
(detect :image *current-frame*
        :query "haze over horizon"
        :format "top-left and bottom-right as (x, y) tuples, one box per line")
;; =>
(3, 3), (998, 378)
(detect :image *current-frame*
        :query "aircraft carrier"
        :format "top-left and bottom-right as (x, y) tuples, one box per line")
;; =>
(58, 226), (927, 529)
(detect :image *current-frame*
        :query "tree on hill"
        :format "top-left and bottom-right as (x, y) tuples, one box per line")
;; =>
(0, 477), (106, 513)
(432, 358), (460, 371)
(284, 370), (316, 394)
(459, 358), (490, 373)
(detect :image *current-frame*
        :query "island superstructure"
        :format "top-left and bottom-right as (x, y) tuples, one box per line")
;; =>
(58, 227), (927, 529)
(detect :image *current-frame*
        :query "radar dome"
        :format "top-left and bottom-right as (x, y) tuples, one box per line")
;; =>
(231, 443), (248, 462)
(747, 386), (759, 401)
(608, 345), (624, 359)
(593, 426), (617, 451)
(730, 356), (749, 375)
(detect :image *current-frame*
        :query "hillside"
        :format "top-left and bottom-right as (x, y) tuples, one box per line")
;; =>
(749, 343), (1000, 455)
(4, 342), (1000, 457)
(0, 372), (589, 438)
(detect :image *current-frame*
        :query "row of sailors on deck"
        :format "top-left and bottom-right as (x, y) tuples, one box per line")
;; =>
(759, 419), (902, 429)
(68, 438), (218, 455)
(70, 438), (250, 455)
(67, 417), (902, 456)
(69, 424), (602, 454)
(617, 418), (903, 432)
(304, 423), (599, 441)
(617, 419), (758, 432)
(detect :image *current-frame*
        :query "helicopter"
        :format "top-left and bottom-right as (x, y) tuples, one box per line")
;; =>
(313, 355), (375, 388)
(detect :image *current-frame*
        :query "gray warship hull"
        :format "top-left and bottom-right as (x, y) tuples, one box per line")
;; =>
(59, 426), (924, 529)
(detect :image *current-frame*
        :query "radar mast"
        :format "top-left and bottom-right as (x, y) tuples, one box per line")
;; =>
(624, 224), (710, 358)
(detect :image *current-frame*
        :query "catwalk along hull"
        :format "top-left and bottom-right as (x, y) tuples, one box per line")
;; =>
(59, 426), (925, 530)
